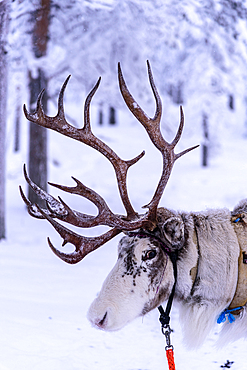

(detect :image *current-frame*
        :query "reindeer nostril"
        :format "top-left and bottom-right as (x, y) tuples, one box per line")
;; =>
(98, 311), (108, 327)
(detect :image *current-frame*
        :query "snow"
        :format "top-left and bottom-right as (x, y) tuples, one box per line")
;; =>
(2, 102), (247, 369)
(4, 1), (247, 367)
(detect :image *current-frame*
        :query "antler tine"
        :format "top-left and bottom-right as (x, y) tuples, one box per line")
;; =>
(118, 61), (162, 130)
(22, 164), (108, 226)
(49, 176), (111, 214)
(82, 77), (145, 218)
(47, 227), (121, 264)
(172, 106), (200, 159)
(23, 89), (44, 124)
(146, 60), (162, 124)
(36, 204), (121, 264)
(23, 164), (149, 230)
(57, 75), (71, 119)
(23, 75), (71, 129)
(21, 164), (67, 218)
(84, 77), (101, 133)
(118, 61), (165, 150)
(23, 75), (145, 220)
(118, 61), (199, 228)
(19, 185), (46, 219)
(171, 105), (184, 149)
(48, 177), (122, 228)
(22, 162), (139, 229)
(171, 106), (200, 158)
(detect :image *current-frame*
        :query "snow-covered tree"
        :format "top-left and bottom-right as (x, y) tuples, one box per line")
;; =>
(7, 0), (247, 162)
(42, 1), (247, 133)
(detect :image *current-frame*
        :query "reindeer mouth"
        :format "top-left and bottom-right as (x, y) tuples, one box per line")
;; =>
(95, 311), (108, 329)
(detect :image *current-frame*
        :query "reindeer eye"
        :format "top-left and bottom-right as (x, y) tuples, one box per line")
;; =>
(143, 250), (157, 261)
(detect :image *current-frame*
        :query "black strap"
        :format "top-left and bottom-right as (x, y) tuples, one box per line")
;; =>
(158, 251), (178, 327)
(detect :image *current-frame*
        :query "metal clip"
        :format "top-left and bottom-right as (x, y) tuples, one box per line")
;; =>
(161, 324), (174, 350)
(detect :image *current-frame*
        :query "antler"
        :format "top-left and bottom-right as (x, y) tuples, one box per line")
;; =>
(118, 61), (199, 224)
(23, 76), (144, 221)
(20, 61), (198, 263)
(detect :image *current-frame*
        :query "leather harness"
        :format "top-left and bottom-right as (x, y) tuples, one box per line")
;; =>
(229, 213), (247, 315)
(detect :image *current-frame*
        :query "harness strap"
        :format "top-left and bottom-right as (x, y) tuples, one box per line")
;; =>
(229, 214), (247, 312)
(158, 250), (178, 370)
(217, 214), (247, 323)
(158, 251), (178, 326)
(127, 230), (178, 369)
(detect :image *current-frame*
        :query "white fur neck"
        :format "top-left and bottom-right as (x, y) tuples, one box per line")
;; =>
(175, 209), (239, 348)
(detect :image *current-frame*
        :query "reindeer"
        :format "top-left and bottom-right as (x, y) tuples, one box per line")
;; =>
(20, 61), (247, 348)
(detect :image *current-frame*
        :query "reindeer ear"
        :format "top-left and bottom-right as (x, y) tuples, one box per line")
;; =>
(162, 216), (184, 250)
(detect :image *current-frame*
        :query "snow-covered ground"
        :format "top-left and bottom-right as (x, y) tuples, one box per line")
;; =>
(1, 103), (247, 369)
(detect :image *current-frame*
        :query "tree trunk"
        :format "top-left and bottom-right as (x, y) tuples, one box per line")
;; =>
(0, 1), (9, 240)
(28, 0), (50, 206)
(98, 103), (104, 125)
(28, 69), (48, 205)
(14, 86), (21, 152)
(109, 106), (116, 125)
(202, 113), (209, 167)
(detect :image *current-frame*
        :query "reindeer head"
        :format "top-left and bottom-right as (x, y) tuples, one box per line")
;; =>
(88, 209), (185, 331)
(20, 62), (198, 330)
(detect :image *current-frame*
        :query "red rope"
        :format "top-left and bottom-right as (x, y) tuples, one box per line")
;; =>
(166, 348), (176, 370)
